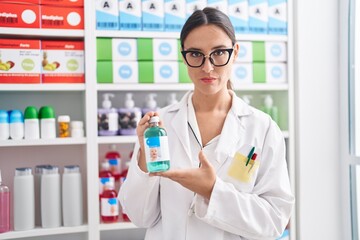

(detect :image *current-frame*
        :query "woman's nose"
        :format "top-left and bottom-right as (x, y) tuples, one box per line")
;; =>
(201, 57), (214, 73)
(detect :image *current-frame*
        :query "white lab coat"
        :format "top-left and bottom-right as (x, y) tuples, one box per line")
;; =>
(118, 90), (294, 240)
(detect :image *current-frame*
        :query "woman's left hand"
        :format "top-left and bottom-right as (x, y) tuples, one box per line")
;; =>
(150, 151), (216, 199)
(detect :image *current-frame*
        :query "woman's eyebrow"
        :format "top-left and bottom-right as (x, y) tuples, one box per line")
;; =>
(184, 45), (229, 52)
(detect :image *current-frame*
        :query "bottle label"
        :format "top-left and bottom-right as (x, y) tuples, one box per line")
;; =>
(99, 177), (115, 195)
(144, 136), (170, 163)
(108, 158), (121, 176)
(101, 198), (119, 216)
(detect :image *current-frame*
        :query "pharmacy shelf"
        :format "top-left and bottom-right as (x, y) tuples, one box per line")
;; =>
(97, 83), (288, 92)
(96, 30), (288, 42)
(0, 84), (86, 91)
(0, 27), (84, 38)
(0, 137), (86, 147)
(0, 225), (88, 239)
(99, 222), (138, 231)
(98, 136), (137, 144)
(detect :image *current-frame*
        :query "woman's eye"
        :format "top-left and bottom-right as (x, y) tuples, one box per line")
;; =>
(190, 52), (202, 58)
(213, 50), (225, 56)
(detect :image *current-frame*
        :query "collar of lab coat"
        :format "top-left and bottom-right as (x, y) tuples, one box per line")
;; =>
(165, 90), (253, 169)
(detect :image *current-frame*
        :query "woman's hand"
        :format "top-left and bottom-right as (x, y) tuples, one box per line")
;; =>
(150, 151), (216, 200)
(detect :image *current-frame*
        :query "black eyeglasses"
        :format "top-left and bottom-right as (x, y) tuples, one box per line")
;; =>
(181, 47), (234, 68)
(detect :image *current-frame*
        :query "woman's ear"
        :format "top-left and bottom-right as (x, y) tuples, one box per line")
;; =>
(232, 42), (240, 62)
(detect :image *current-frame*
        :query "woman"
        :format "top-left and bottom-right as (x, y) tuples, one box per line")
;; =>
(119, 7), (294, 240)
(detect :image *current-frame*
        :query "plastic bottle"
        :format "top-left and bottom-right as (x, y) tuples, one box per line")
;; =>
(100, 181), (119, 223)
(58, 115), (70, 138)
(142, 93), (160, 116)
(144, 116), (170, 173)
(241, 95), (253, 105)
(105, 144), (122, 182)
(98, 93), (118, 136)
(119, 160), (130, 222)
(9, 110), (24, 140)
(71, 121), (85, 138)
(62, 165), (83, 227)
(39, 106), (56, 139)
(13, 167), (35, 231)
(0, 110), (9, 140)
(99, 161), (115, 198)
(166, 93), (178, 106)
(41, 166), (61, 228)
(262, 95), (279, 124)
(34, 165), (52, 227)
(24, 106), (40, 140)
(0, 170), (10, 233)
(118, 93), (141, 135)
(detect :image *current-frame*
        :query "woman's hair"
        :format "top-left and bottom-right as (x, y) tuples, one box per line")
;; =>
(180, 7), (236, 90)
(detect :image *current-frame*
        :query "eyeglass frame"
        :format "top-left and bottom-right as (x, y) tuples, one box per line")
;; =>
(181, 47), (235, 68)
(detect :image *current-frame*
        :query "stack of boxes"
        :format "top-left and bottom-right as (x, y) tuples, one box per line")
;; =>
(96, 38), (191, 84)
(232, 41), (287, 85)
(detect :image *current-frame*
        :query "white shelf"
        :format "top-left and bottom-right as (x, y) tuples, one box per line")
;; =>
(99, 222), (138, 231)
(97, 83), (288, 91)
(98, 136), (137, 144)
(0, 27), (84, 38)
(0, 84), (86, 91)
(96, 30), (288, 42)
(0, 225), (88, 239)
(0, 138), (87, 147)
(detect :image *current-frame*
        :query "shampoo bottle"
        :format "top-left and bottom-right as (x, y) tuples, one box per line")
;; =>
(144, 116), (170, 173)
(98, 93), (118, 136)
(0, 110), (9, 140)
(0, 170), (10, 233)
(100, 181), (119, 223)
(99, 161), (115, 198)
(34, 165), (52, 227)
(118, 93), (141, 135)
(261, 95), (279, 124)
(105, 144), (122, 182)
(9, 110), (24, 140)
(142, 93), (160, 116)
(24, 106), (40, 140)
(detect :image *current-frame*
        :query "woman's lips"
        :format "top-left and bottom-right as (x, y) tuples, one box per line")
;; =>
(200, 77), (216, 83)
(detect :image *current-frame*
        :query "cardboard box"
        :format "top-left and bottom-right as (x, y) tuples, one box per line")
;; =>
(154, 61), (179, 83)
(41, 5), (84, 29)
(0, 2), (40, 28)
(268, 0), (287, 35)
(0, 0), (39, 3)
(119, 0), (142, 30)
(153, 38), (181, 61)
(97, 61), (112, 83)
(0, 39), (41, 83)
(185, 0), (206, 18)
(249, 0), (268, 34)
(178, 61), (191, 83)
(207, 0), (228, 14)
(113, 61), (138, 83)
(252, 63), (287, 83)
(96, 0), (119, 30)
(142, 0), (164, 31)
(40, 0), (83, 7)
(232, 63), (253, 85)
(228, 0), (249, 33)
(164, 0), (186, 32)
(236, 41), (252, 62)
(265, 42), (287, 62)
(41, 40), (84, 83)
(138, 61), (154, 83)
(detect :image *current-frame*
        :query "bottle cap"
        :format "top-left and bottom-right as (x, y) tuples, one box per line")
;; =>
(71, 121), (83, 129)
(104, 180), (114, 189)
(39, 106), (55, 119)
(15, 167), (32, 176)
(0, 110), (9, 123)
(42, 166), (59, 174)
(64, 165), (80, 173)
(58, 115), (70, 122)
(145, 93), (157, 108)
(35, 165), (53, 175)
(149, 116), (160, 124)
(9, 110), (24, 123)
(24, 106), (38, 119)
(102, 93), (114, 109)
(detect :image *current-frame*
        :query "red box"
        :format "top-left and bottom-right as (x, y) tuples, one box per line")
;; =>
(0, 2), (40, 28)
(40, 5), (83, 29)
(41, 40), (84, 83)
(0, 39), (41, 84)
(40, 0), (83, 7)
(0, 0), (39, 4)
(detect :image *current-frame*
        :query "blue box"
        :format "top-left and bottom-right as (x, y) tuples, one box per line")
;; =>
(96, 0), (119, 30)
(249, 0), (268, 34)
(142, 0), (164, 31)
(228, 0), (249, 33)
(164, 0), (186, 32)
(268, 0), (287, 35)
(119, 0), (142, 30)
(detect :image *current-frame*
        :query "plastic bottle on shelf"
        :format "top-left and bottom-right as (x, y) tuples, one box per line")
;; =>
(0, 170), (10, 233)
(118, 93), (141, 135)
(24, 106), (40, 140)
(39, 106), (56, 139)
(166, 92), (178, 106)
(71, 121), (85, 138)
(144, 116), (170, 173)
(62, 165), (83, 227)
(98, 93), (118, 136)
(14, 167), (35, 231)
(261, 95), (279, 124)
(142, 93), (160, 116)
(34, 165), (52, 227)
(105, 144), (122, 182)
(100, 181), (119, 223)
(9, 110), (24, 140)
(99, 161), (115, 198)
(58, 115), (70, 138)
(41, 166), (61, 228)
(0, 110), (9, 140)
(119, 160), (131, 222)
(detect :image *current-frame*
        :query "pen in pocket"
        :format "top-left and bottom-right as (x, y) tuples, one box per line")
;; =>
(248, 153), (258, 173)
(245, 146), (255, 166)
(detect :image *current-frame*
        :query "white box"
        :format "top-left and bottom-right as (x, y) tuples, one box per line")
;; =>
(268, 0), (287, 35)
(232, 63), (253, 85)
(154, 61), (179, 83)
(112, 38), (137, 61)
(236, 41), (253, 62)
(153, 39), (178, 61)
(228, 0), (249, 33)
(96, 0), (119, 30)
(248, 0), (268, 34)
(142, 0), (164, 31)
(266, 63), (287, 83)
(113, 61), (139, 83)
(207, 0), (228, 14)
(186, 0), (206, 17)
(265, 42), (287, 62)
(164, 0), (186, 32)
(119, 0), (142, 30)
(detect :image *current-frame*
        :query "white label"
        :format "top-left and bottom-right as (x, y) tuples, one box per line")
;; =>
(99, 177), (115, 194)
(144, 136), (170, 163)
(101, 197), (119, 216)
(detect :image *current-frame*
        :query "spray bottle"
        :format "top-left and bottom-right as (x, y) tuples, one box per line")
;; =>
(98, 93), (118, 136)
(142, 93), (160, 116)
(0, 170), (10, 233)
(118, 93), (141, 135)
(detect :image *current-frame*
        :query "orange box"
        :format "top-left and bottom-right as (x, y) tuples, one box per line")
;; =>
(40, 0), (83, 7)
(0, 39), (41, 84)
(40, 5), (83, 29)
(41, 40), (84, 83)
(0, 0), (39, 4)
(0, 2), (40, 28)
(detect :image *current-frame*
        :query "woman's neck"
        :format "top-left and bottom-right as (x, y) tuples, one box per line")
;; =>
(192, 89), (232, 113)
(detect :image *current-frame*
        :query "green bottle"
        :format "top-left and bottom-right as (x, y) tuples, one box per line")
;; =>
(144, 116), (170, 173)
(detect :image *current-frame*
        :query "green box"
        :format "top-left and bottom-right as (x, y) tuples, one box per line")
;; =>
(252, 41), (265, 62)
(138, 61), (154, 83)
(97, 61), (113, 83)
(96, 38), (112, 61)
(253, 63), (266, 83)
(137, 38), (153, 61)
(178, 61), (191, 83)
(177, 39), (183, 61)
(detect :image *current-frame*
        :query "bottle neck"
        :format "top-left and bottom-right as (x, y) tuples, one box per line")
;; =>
(149, 122), (159, 128)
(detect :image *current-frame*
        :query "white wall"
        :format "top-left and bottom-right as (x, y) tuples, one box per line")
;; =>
(294, 0), (342, 239)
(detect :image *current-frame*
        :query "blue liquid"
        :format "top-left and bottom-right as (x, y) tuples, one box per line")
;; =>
(147, 160), (170, 173)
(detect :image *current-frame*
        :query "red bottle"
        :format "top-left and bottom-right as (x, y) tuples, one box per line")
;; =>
(120, 160), (130, 222)
(99, 161), (114, 199)
(100, 181), (119, 223)
(105, 145), (122, 181)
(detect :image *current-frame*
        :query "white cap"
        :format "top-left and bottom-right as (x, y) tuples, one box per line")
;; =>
(42, 166), (59, 175)
(58, 115), (70, 122)
(263, 95), (274, 108)
(149, 116), (160, 124)
(64, 165), (80, 173)
(125, 93), (135, 109)
(102, 93), (115, 109)
(15, 167), (32, 176)
(71, 121), (84, 129)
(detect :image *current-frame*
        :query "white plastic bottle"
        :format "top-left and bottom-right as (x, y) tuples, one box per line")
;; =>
(41, 166), (61, 228)
(71, 121), (85, 138)
(62, 165), (83, 227)
(34, 165), (52, 226)
(39, 106), (56, 139)
(13, 167), (35, 231)
(98, 93), (118, 136)
(141, 93), (160, 116)
(118, 93), (141, 135)
(9, 110), (24, 140)
(0, 110), (9, 140)
(166, 93), (178, 106)
(24, 106), (40, 140)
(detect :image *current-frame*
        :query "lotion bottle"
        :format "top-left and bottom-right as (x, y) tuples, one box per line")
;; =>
(0, 110), (9, 140)
(118, 93), (141, 135)
(9, 110), (24, 140)
(24, 106), (40, 140)
(98, 93), (118, 136)
(261, 95), (279, 124)
(142, 93), (160, 116)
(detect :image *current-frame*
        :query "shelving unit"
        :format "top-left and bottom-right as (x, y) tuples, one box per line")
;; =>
(0, 1), (295, 240)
